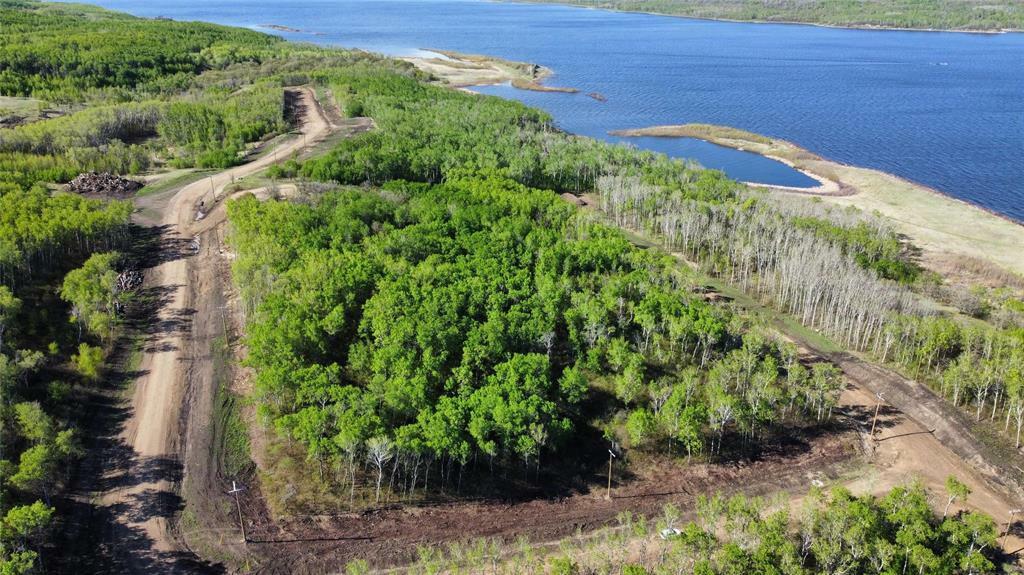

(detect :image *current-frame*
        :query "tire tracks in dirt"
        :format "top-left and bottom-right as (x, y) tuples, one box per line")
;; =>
(59, 87), (334, 574)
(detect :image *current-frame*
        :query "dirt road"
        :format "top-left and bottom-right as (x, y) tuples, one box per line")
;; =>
(62, 87), (334, 573)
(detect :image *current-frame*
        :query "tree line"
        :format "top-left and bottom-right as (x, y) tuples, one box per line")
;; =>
(0, 81), (288, 186)
(0, 0), (283, 103)
(298, 66), (719, 195)
(878, 315), (1024, 446)
(596, 175), (922, 351)
(0, 183), (132, 285)
(594, 175), (1024, 450)
(0, 194), (132, 573)
(521, 0), (1024, 31)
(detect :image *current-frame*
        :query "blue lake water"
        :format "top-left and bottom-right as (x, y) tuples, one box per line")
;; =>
(85, 0), (1024, 220)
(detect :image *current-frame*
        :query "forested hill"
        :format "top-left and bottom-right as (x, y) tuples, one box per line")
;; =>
(0, 0), (284, 102)
(515, 0), (1024, 31)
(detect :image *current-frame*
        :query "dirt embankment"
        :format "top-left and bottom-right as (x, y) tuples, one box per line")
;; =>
(242, 433), (859, 573)
(814, 349), (1024, 552)
(403, 49), (578, 93)
(610, 123), (1024, 278)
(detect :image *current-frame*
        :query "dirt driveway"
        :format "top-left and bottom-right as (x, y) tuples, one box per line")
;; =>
(58, 87), (334, 574)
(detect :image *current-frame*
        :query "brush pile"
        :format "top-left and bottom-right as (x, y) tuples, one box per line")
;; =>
(66, 172), (143, 197)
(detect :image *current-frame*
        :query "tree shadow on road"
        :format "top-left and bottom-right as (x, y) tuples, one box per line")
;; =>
(52, 223), (223, 574)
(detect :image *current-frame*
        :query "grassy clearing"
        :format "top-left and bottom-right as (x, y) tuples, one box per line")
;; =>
(136, 168), (213, 197)
(216, 385), (253, 479)
(117, 333), (146, 400)
(612, 123), (773, 145)
(0, 95), (46, 124)
(212, 335), (253, 479)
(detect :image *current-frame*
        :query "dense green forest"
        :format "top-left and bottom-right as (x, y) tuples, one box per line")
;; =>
(519, 0), (1024, 31)
(229, 173), (845, 502)
(0, 182), (132, 573)
(0, 0), (283, 102)
(0, 0), (389, 186)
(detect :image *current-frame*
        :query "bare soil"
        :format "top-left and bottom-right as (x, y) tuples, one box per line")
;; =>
(403, 49), (577, 93)
(56, 87), (332, 574)
(241, 431), (858, 573)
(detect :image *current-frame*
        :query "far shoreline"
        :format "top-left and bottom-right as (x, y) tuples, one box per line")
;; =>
(497, 0), (1021, 35)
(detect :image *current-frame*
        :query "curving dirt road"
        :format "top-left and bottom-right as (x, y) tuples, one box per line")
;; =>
(65, 87), (334, 573)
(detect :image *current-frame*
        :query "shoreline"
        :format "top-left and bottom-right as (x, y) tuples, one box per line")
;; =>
(402, 49), (579, 93)
(612, 126), (845, 195)
(498, 0), (1021, 35)
(611, 123), (1024, 276)
(258, 23), (324, 35)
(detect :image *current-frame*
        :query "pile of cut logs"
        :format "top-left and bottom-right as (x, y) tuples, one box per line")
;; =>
(66, 172), (143, 197)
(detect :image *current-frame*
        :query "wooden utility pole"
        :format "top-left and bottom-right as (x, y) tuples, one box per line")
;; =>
(870, 393), (884, 438)
(1003, 505), (1019, 544)
(228, 480), (247, 543)
(606, 449), (616, 500)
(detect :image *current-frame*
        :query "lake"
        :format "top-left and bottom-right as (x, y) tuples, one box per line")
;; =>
(85, 0), (1024, 221)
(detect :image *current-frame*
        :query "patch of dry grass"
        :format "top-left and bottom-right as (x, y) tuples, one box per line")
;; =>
(0, 96), (47, 125)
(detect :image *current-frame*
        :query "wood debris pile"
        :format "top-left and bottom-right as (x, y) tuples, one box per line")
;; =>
(66, 172), (142, 197)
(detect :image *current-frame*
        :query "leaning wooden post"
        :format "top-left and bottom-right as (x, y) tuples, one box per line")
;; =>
(1002, 508), (1021, 548)
(870, 392), (884, 438)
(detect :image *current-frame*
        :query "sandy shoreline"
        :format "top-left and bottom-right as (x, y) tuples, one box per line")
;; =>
(402, 49), (578, 93)
(498, 0), (1020, 34)
(611, 123), (1024, 277)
